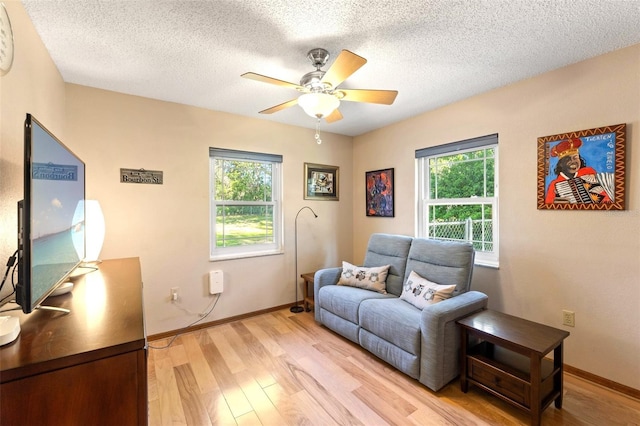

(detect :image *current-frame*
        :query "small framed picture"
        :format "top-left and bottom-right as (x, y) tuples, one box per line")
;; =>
(304, 163), (339, 201)
(537, 123), (626, 210)
(366, 168), (394, 217)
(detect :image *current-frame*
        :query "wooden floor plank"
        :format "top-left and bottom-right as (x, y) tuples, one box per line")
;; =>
(201, 341), (253, 419)
(149, 309), (640, 426)
(229, 320), (297, 393)
(280, 354), (366, 425)
(234, 369), (287, 425)
(174, 363), (213, 426)
(314, 341), (417, 416)
(276, 331), (361, 392)
(147, 345), (159, 403)
(168, 337), (189, 367)
(201, 388), (237, 426)
(155, 356), (187, 425)
(207, 325), (247, 374)
(234, 410), (261, 426)
(553, 375), (640, 425)
(148, 399), (163, 426)
(265, 352), (307, 396)
(407, 407), (458, 426)
(181, 333), (219, 394)
(243, 317), (286, 357)
(352, 384), (418, 424)
(263, 383), (315, 426)
(288, 389), (338, 426)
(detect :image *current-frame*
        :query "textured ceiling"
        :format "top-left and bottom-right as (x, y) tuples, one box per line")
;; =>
(20, 0), (640, 137)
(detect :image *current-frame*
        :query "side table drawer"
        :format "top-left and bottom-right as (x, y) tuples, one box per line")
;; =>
(468, 356), (530, 407)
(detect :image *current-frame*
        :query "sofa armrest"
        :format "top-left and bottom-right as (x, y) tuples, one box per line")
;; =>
(313, 267), (342, 322)
(419, 290), (488, 391)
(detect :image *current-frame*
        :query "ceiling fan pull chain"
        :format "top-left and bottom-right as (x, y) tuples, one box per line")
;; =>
(315, 118), (322, 144)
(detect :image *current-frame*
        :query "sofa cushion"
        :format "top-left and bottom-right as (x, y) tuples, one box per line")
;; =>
(337, 261), (390, 293)
(359, 329), (420, 379)
(359, 298), (422, 356)
(400, 270), (457, 309)
(363, 233), (413, 296)
(318, 285), (393, 324)
(404, 238), (475, 295)
(319, 309), (360, 344)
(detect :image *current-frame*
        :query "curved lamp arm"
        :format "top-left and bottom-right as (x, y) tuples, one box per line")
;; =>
(291, 206), (318, 313)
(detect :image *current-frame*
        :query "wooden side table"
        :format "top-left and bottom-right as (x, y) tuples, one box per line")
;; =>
(457, 310), (570, 426)
(300, 272), (315, 312)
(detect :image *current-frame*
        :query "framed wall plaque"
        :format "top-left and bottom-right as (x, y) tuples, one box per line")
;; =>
(120, 168), (163, 184)
(304, 163), (339, 201)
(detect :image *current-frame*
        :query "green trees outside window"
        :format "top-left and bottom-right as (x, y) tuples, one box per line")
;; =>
(209, 149), (282, 259)
(427, 148), (495, 251)
(417, 139), (498, 267)
(214, 159), (274, 247)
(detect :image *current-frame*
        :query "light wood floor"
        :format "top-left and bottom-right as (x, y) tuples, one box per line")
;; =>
(148, 308), (640, 425)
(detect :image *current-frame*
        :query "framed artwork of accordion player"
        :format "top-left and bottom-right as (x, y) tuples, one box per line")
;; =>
(537, 123), (626, 210)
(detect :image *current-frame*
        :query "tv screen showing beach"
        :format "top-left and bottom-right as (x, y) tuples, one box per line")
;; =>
(29, 120), (85, 306)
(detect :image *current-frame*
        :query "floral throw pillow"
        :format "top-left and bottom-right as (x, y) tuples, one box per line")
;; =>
(400, 270), (457, 309)
(337, 261), (390, 294)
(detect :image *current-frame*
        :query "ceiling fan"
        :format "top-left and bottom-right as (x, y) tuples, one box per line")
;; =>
(241, 48), (398, 123)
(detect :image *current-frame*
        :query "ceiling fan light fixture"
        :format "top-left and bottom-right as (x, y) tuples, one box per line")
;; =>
(242, 48), (395, 124)
(298, 93), (340, 119)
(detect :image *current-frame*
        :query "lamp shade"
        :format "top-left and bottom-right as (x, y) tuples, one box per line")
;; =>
(298, 93), (340, 118)
(85, 200), (105, 262)
(72, 200), (105, 263)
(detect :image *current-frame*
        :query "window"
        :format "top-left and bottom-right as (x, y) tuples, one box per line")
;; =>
(209, 148), (283, 260)
(416, 134), (499, 267)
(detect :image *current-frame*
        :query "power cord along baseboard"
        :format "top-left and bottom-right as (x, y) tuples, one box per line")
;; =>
(148, 293), (221, 350)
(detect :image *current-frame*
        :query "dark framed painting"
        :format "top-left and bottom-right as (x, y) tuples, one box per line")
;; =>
(304, 163), (339, 201)
(366, 168), (394, 217)
(537, 123), (626, 210)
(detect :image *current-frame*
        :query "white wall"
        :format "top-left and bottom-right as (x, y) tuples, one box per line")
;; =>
(352, 44), (640, 390)
(64, 85), (353, 335)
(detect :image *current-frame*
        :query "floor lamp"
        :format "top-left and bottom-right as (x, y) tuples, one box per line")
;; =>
(291, 206), (318, 313)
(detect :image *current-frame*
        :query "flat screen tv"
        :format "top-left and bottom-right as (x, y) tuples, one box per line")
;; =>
(16, 114), (86, 314)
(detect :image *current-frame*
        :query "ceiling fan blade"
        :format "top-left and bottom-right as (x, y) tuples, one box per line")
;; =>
(340, 89), (398, 105)
(321, 50), (367, 88)
(241, 72), (303, 90)
(259, 98), (298, 114)
(325, 109), (343, 123)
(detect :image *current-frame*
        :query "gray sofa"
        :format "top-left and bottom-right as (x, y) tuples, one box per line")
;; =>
(314, 233), (488, 391)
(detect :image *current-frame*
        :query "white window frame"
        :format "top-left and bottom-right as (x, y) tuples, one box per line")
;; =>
(415, 134), (499, 268)
(209, 148), (283, 261)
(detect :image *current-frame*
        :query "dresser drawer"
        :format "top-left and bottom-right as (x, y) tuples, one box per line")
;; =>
(468, 356), (530, 407)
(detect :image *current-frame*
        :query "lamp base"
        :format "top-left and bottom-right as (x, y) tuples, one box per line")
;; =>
(290, 305), (304, 313)
(0, 316), (20, 346)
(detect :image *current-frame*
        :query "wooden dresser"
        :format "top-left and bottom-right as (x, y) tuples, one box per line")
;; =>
(0, 257), (147, 425)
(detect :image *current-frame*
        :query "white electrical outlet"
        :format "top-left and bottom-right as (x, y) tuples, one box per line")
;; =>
(171, 287), (179, 302)
(562, 310), (575, 327)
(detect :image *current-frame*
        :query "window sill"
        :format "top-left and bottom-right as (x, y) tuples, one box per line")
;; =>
(210, 249), (284, 262)
(475, 259), (499, 269)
